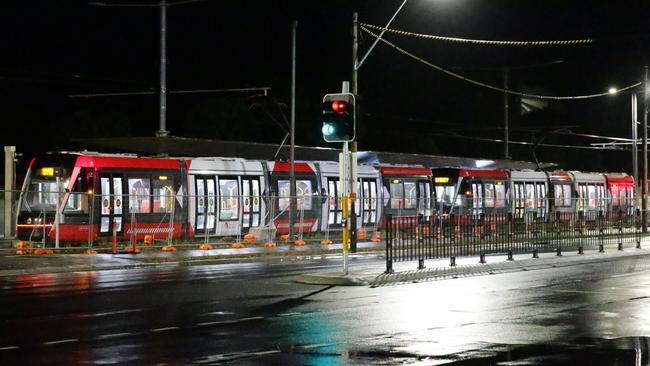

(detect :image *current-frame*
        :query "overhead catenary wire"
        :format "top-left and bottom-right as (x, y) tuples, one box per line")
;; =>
(361, 26), (642, 100)
(430, 132), (629, 151)
(360, 22), (595, 46)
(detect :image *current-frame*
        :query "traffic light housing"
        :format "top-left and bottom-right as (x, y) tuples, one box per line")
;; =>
(322, 93), (355, 142)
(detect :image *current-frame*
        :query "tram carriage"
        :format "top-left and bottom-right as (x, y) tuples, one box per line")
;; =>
(604, 173), (635, 216)
(509, 170), (548, 221)
(431, 168), (509, 216)
(15, 151), (638, 244)
(315, 161), (382, 232)
(17, 152), (186, 242)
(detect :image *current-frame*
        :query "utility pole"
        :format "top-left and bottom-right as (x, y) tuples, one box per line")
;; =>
(289, 21), (297, 239)
(504, 67), (510, 159)
(157, 0), (169, 137)
(349, 12), (359, 252)
(89, 0), (205, 137)
(4, 146), (15, 239)
(632, 93), (638, 191)
(643, 65), (648, 233)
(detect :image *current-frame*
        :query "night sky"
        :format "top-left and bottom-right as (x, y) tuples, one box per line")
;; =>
(3, 0), (650, 174)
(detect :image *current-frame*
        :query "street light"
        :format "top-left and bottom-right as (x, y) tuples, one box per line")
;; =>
(612, 69), (649, 232)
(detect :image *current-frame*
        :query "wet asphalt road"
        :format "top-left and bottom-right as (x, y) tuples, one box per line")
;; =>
(2, 253), (650, 365)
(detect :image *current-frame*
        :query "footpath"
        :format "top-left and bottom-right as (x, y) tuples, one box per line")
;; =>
(1, 239), (650, 287)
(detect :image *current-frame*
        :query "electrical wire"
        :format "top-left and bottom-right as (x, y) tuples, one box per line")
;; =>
(361, 26), (642, 100)
(360, 22), (595, 46)
(430, 132), (629, 151)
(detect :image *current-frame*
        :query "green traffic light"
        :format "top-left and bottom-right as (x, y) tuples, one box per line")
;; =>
(322, 123), (335, 136)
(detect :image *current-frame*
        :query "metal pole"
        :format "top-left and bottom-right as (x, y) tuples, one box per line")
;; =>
(504, 67), (510, 159)
(289, 20), (297, 239)
(157, 0), (169, 137)
(643, 66), (648, 232)
(4, 146), (15, 239)
(55, 176), (60, 249)
(632, 93), (638, 190)
(352, 12), (359, 95)
(350, 13), (359, 252)
(342, 141), (349, 275)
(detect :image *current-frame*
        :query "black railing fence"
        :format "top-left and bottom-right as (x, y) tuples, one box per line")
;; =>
(385, 209), (644, 273)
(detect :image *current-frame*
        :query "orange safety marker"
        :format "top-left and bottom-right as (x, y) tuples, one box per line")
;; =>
(82, 249), (98, 255)
(280, 234), (290, 241)
(320, 239), (333, 245)
(294, 240), (306, 246)
(34, 249), (54, 255)
(243, 234), (255, 243)
(231, 243), (245, 249)
(161, 245), (176, 252)
(16, 241), (32, 249)
(143, 235), (153, 246)
(199, 244), (213, 250)
(264, 242), (276, 248)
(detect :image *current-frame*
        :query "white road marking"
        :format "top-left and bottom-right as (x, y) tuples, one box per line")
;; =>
(97, 332), (132, 339)
(150, 326), (179, 332)
(0, 346), (19, 351)
(43, 339), (78, 345)
(197, 316), (264, 327)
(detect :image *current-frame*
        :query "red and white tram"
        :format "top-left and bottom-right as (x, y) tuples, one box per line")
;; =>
(15, 151), (637, 243)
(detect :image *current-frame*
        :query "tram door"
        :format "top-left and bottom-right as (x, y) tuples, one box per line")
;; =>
(195, 177), (216, 235)
(99, 174), (124, 236)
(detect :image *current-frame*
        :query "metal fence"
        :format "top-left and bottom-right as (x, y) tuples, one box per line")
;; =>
(385, 206), (645, 273)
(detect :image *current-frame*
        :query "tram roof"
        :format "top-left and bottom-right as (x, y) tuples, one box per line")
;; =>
(74, 136), (555, 171)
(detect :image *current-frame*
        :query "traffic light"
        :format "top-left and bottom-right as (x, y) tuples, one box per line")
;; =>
(322, 93), (355, 142)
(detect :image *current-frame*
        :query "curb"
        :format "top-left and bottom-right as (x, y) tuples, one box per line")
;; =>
(294, 272), (369, 286)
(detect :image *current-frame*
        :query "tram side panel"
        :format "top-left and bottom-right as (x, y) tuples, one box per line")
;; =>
(186, 157), (266, 238)
(266, 161), (320, 234)
(314, 161), (382, 233)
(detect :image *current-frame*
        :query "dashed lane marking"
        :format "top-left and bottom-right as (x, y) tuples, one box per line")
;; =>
(196, 316), (264, 327)
(43, 339), (78, 346)
(0, 346), (19, 351)
(96, 332), (133, 339)
(150, 326), (180, 332)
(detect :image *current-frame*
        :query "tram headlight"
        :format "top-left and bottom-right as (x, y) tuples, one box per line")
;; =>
(34, 217), (42, 224)
(26, 218), (32, 224)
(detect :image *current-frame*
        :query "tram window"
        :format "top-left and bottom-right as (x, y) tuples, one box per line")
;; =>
(513, 183), (524, 209)
(65, 169), (90, 214)
(390, 181), (404, 209)
(586, 185), (596, 208)
(153, 178), (173, 213)
(597, 185), (605, 209)
(219, 179), (239, 220)
(471, 183), (483, 209)
(484, 184), (495, 208)
(525, 184), (535, 209)
(562, 184), (571, 207)
(536, 184), (546, 209)
(278, 180), (313, 212)
(128, 178), (151, 213)
(495, 183), (506, 208)
(612, 186), (621, 206)
(296, 180), (313, 210)
(435, 185), (456, 206)
(403, 181), (417, 209)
